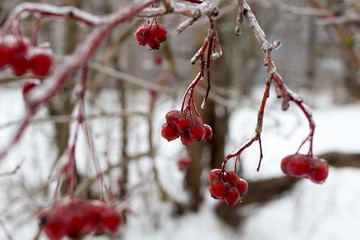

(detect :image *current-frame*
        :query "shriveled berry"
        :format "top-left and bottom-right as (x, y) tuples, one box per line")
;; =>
(29, 48), (53, 76)
(308, 158), (329, 184)
(161, 123), (180, 141)
(224, 187), (240, 205)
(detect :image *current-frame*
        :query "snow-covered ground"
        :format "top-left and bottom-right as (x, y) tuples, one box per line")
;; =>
(0, 86), (359, 240)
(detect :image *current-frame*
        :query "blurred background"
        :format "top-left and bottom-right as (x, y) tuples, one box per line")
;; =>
(0, 0), (359, 239)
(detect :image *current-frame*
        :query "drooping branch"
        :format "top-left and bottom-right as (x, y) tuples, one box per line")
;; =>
(0, 0), (161, 164)
(221, 0), (318, 171)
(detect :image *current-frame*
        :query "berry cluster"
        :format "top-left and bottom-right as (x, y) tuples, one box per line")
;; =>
(38, 198), (122, 240)
(208, 169), (248, 205)
(134, 22), (167, 50)
(281, 154), (329, 184)
(0, 35), (53, 76)
(161, 110), (213, 145)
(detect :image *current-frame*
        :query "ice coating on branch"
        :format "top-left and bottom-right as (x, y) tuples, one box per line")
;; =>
(5, 3), (102, 29)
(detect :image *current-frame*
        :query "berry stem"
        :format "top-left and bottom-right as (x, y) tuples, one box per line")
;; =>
(78, 66), (106, 201)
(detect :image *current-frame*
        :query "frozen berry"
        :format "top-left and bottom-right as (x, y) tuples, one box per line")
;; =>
(202, 124), (213, 141)
(44, 220), (67, 240)
(176, 114), (191, 133)
(180, 131), (193, 145)
(189, 124), (205, 141)
(176, 158), (192, 171)
(22, 81), (39, 97)
(287, 154), (310, 177)
(29, 48), (53, 76)
(224, 187), (240, 205)
(308, 158), (329, 184)
(280, 155), (291, 176)
(66, 212), (86, 238)
(161, 123), (180, 141)
(208, 168), (221, 183)
(134, 24), (151, 46)
(0, 36), (15, 69)
(209, 181), (226, 199)
(100, 207), (121, 233)
(237, 178), (248, 195)
(148, 39), (161, 50)
(150, 23), (167, 43)
(165, 110), (182, 127)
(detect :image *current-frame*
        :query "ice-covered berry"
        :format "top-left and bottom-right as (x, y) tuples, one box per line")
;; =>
(29, 48), (53, 76)
(308, 158), (329, 184)
(161, 123), (180, 141)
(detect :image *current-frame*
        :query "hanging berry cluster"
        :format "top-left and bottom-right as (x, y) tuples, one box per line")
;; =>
(208, 169), (248, 205)
(0, 35), (52, 77)
(38, 198), (122, 240)
(281, 154), (329, 184)
(134, 19), (167, 50)
(161, 110), (213, 145)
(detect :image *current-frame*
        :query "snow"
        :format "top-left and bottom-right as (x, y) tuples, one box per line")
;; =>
(0, 85), (359, 240)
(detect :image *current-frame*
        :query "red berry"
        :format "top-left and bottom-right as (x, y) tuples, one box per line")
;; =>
(208, 168), (221, 183)
(0, 36), (15, 69)
(189, 124), (205, 141)
(224, 187), (240, 205)
(280, 155), (291, 176)
(150, 23), (167, 43)
(11, 55), (29, 76)
(237, 178), (248, 195)
(161, 123), (180, 141)
(100, 207), (121, 233)
(209, 181), (226, 199)
(202, 124), (213, 141)
(308, 158), (329, 184)
(176, 158), (192, 171)
(148, 39), (161, 50)
(176, 115), (191, 133)
(180, 131), (193, 145)
(44, 220), (67, 240)
(153, 54), (164, 65)
(287, 154), (310, 177)
(134, 24), (151, 46)
(165, 110), (182, 127)
(66, 212), (86, 238)
(224, 171), (239, 186)
(22, 81), (39, 97)
(29, 48), (52, 76)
